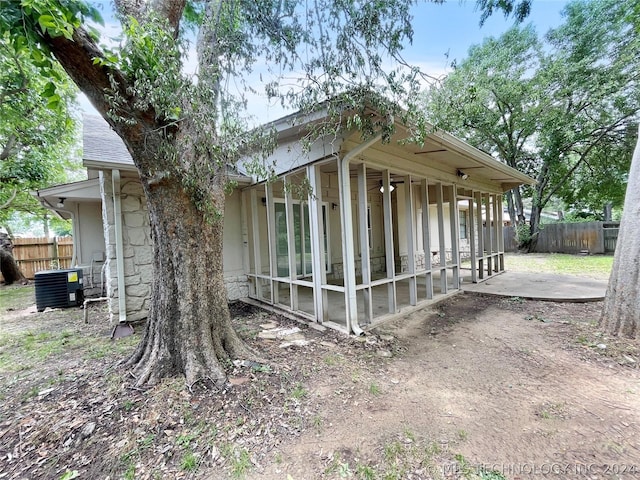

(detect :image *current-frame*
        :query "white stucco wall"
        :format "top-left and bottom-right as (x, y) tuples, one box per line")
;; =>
(74, 201), (106, 292)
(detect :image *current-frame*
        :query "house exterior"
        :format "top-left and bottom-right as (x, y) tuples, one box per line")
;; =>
(35, 110), (533, 333)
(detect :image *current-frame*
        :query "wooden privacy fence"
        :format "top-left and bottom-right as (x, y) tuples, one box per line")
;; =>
(503, 221), (619, 254)
(3, 237), (73, 280)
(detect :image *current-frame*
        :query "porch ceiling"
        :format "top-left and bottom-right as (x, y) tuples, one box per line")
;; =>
(339, 126), (535, 193)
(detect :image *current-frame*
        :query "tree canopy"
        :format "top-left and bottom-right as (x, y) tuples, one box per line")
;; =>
(0, 29), (79, 234)
(424, 0), (640, 249)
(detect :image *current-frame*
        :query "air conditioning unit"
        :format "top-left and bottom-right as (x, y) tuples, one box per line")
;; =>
(35, 268), (84, 312)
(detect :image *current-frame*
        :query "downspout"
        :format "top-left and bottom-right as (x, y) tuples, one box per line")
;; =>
(35, 194), (78, 266)
(112, 170), (127, 324)
(339, 133), (382, 335)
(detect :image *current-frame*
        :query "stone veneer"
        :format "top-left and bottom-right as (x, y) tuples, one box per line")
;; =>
(100, 171), (249, 323)
(100, 171), (153, 323)
(331, 240), (475, 278)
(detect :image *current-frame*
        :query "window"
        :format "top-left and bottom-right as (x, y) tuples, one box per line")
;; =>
(274, 200), (330, 277)
(459, 210), (468, 239)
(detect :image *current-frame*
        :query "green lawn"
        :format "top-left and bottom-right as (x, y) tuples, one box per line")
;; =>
(0, 284), (35, 311)
(504, 253), (613, 279)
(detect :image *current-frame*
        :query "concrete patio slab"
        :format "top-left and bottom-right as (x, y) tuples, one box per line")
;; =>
(462, 271), (607, 302)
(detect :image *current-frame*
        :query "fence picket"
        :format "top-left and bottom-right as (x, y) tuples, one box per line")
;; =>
(2, 237), (74, 281)
(503, 221), (617, 254)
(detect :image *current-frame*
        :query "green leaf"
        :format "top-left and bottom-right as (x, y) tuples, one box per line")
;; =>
(37, 14), (56, 31)
(59, 470), (80, 480)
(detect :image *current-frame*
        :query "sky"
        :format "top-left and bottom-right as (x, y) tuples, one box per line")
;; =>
(78, 0), (571, 120)
(406, 0), (570, 75)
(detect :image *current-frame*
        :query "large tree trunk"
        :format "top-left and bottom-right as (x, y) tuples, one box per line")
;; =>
(0, 249), (27, 285)
(124, 166), (255, 387)
(39, 1), (257, 387)
(527, 203), (542, 253)
(0, 233), (27, 285)
(600, 127), (640, 339)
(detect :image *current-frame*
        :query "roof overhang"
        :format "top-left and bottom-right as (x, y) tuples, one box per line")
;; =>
(32, 178), (101, 220)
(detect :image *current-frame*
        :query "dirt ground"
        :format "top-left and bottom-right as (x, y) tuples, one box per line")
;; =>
(1, 285), (639, 479)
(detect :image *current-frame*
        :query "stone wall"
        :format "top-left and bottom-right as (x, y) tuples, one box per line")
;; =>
(330, 255), (386, 280)
(100, 171), (153, 323)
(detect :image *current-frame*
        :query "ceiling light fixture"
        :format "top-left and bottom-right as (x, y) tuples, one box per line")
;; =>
(56, 197), (66, 208)
(457, 170), (469, 181)
(379, 181), (395, 193)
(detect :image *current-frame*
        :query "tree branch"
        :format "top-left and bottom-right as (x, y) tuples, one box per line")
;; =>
(0, 188), (18, 210)
(114, 0), (146, 21)
(150, 0), (187, 37)
(0, 135), (19, 161)
(540, 113), (635, 206)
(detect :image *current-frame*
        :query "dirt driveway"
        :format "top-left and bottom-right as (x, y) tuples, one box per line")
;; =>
(1, 286), (639, 479)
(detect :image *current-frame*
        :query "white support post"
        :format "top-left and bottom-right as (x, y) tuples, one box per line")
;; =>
(240, 190), (252, 296)
(284, 177), (298, 310)
(404, 175), (417, 305)
(435, 182), (447, 294)
(468, 196), (477, 283)
(265, 183), (278, 304)
(492, 194), (500, 273)
(497, 194), (505, 271)
(449, 185), (460, 289)
(382, 170), (397, 313)
(475, 191), (484, 280)
(338, 133), (381, 335)
(484, 193), (492, 277)
(357, 163), (373, 323)
(307, 165), (328, 323)
(249, 189), (262, 298)
(421, 179), (433, 299)
(338, 158), (358, 332)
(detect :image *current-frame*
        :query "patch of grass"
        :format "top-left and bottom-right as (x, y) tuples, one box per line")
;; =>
(403, 429), (415, 443)
(180, 451), (199, 472)
(251, 363), (271, 373)
(220, 443), (253, 478)
(506, 296), (525, 304)
(457, 429), (468, 441)
(138, 434), (155, 450)
(176, 432), (196, 448)
(356, 464), (376, 480)
(123, 464), (136, 480)
(384, 440), (405, 462)
(368, 382), (381, 396)
(0, 329), (91, 373)
(504, 253), (613, 279)
(290, 383), (307, 400)
(323, 353), (344, 366)
(524, 313), (549, 322)
(312, 414), (323, 432)
(536, 401), (566, 420)
(324, 455), (352, 478)
(478, 469), (508, 479)
(0, 285), (35, 311)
